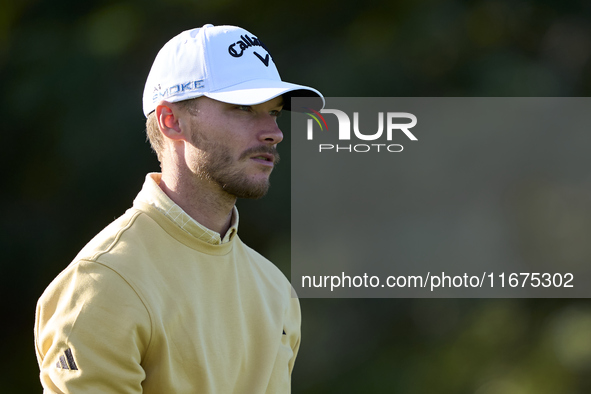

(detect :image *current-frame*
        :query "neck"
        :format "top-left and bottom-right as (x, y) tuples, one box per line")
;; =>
(159, 170), (236, 237)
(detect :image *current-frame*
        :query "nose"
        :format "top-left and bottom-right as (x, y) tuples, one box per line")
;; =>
(258, 116), (283, 145)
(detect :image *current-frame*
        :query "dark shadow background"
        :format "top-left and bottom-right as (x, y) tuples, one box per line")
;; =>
(2, 0), (591, 392)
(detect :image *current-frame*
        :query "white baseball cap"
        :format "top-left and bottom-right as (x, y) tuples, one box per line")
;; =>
(142, 24), (324, 117)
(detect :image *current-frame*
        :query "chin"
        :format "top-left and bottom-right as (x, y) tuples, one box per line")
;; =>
(220, 176), (271, 200)
(227, 185), (270, 200)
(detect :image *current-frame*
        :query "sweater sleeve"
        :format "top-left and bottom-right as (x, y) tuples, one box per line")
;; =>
(287, 290), (302, 376)
(35, 260), (152, 393)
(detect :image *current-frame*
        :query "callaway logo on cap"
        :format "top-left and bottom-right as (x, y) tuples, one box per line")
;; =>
(142, 24), (324, 117)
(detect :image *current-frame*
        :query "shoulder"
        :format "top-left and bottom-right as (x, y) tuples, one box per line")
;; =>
(35, 209), (154, 355)
(37, 205), (153, 311)
(233, 236), (293, 293)
(37, 208), (157, 318)
(71, 207), (159, 264)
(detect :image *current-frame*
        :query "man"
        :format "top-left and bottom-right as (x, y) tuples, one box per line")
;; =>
(35, 24), (324, 393)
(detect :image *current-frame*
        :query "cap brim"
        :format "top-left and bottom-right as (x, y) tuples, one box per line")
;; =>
(205, 79), (324, 112)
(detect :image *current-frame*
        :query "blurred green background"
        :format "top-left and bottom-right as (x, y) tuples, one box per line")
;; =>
(2, 0), (591, 392)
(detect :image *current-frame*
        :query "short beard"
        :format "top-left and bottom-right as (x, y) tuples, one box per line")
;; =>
(191, 134), (280, 200)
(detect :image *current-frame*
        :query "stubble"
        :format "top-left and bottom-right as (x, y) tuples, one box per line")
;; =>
(189, 128), (280, 199)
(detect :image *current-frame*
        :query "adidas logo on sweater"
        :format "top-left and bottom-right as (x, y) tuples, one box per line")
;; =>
(56, 348), (78, 371)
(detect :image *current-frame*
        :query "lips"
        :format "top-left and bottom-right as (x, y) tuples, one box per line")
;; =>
(251, 153), (274, 162)
(241, 146), (280, 165)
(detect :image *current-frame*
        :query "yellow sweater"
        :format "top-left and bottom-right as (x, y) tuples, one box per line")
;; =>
(35, 196), (300, 393)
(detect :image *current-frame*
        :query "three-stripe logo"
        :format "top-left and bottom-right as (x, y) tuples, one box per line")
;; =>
(56, 348), (78, 371)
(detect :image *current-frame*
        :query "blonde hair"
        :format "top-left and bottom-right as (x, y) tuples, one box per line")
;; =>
(145, 112), (164, 163)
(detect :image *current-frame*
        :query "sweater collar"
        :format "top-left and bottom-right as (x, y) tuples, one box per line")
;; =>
(133, 173), (239, 244)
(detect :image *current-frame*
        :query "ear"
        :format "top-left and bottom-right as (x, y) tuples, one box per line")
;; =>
(156, 101), (188, 142)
